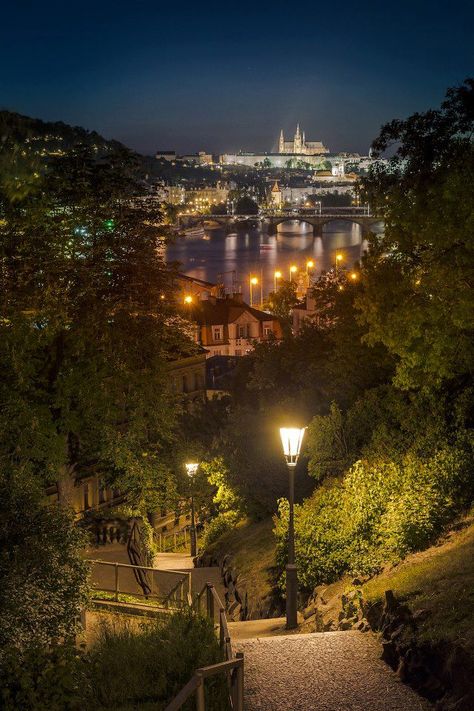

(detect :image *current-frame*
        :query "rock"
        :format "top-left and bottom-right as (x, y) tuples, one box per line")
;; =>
(323, 620), (336, 631)
(303, 604), (316, 620)
(364, 599), (383, 630)
(381, 640), (399, 669)
(338, 618), (354, 631)
(351, 577), (363, 586)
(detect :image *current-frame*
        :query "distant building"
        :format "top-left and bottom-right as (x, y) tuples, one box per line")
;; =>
(278, 124), (328, 155)
(156, 150), (177, 161)
(166, 186), (186, 204)
(180, 151), (214, 165)
(174, 273), (220, 301)
(185, 185), (229, 208)
(184, 294), (282, 357)
(270, 180), (282, 207)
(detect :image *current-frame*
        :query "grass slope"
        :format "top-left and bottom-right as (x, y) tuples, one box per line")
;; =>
(363, 510), (474, 653)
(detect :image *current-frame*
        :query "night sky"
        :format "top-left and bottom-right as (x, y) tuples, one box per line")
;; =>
(2, 0), (473, 155)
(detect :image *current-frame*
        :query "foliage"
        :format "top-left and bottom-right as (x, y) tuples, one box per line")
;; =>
(0, 611), (229, 711)
(263, 279), (299, 333)
(275, 440), (474, 592)
(83, 610), (228, 710)
(0, 644), (83, 711)
(0, 125), (190, 510)
(359, 78), (474, 390)
(234, 195), (259, 214)
(201, 510), (241, 549)
(0, 471), (89, 651)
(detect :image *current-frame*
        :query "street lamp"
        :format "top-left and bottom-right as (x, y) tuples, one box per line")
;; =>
(274, 270), (282, 292)
(250, 276), (258, 306)
(289, 265), (298, 281)
(279, 427), (306, 629)
(185, 462), (199, 557)
(306, 260), (314, 274)
(335, 253), (343, 273)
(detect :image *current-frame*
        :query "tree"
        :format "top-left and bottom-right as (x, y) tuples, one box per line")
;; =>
(0, 470), (88, 651)
(359, 79), (474, 391)
(0, 130), (191, 513)
(263, 279), (299, 334)
(235, 195), (259, 215)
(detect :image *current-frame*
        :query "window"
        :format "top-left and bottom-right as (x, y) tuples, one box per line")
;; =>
(264, 326), (273, 337)
(212, 326), (223, 341)
(235, 349), (242, 356)
(238, 325), (247, 338)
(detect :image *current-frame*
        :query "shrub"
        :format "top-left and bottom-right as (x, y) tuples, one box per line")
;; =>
(201, 510), (241, 549)
(275, 442), (473, 592)
(83, 609), (229, 710)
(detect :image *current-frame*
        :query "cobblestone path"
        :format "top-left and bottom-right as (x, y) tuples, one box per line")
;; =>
(236, 630), (432, 711)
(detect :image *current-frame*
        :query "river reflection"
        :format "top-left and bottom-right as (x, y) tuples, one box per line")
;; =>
(166, 221), (381, 303)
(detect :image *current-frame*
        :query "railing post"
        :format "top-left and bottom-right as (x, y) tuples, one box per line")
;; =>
(196, 674), (205, 711)
(219, 609), (225, 648)
(206, 584), (214, 621)
(114, 563), (119, 601)
(235, 653), (244, 711)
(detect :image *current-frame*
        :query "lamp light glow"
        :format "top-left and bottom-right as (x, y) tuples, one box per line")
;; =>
(185, 462), (199, 477)
(279, 427), (306, 466)
(184, 295), (193, 304)
(250, 276), (258, 285)
(274, 270), (282, 279)
(290, 265), (297, 273)
(306, 260), (314, 269)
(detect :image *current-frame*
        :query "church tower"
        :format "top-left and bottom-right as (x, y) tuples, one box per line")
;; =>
(294, 123), (302, 154)
(279, 129), (285, 153)
(302, 130), (306, 154)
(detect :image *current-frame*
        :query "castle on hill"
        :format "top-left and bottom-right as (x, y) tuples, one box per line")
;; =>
(278, 124), (328, 155)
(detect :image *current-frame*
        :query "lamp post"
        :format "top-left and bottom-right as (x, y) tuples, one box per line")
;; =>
(279, 427), (306, 629)
(185, 462), (199, 557)
(274, 270), (282, 292)
(306, 260), (314, 274)
(250, 276), (258, 306)
(335, 253), (343, 274)
(289, 265), (297, 282)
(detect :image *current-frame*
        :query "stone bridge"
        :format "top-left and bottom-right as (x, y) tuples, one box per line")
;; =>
(181, 208), (382, 236)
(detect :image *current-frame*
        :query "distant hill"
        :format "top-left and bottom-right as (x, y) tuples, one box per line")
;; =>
(0, 109), (131, 156)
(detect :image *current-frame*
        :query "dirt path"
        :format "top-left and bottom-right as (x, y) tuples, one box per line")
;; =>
(236, 630), (432, 711)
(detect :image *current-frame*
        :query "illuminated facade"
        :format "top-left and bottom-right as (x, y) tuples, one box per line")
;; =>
(278, 124), (328, 155)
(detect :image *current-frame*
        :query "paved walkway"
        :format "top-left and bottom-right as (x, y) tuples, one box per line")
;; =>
(236, 630), (432, 711)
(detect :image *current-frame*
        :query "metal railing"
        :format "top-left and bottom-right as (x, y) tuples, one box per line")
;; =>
(165, 582), (244, 711)
(87, 559), (192, 609)
(155, 526), (194, 553)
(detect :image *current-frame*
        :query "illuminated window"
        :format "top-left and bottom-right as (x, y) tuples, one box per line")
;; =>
(213, 326), (223, 341)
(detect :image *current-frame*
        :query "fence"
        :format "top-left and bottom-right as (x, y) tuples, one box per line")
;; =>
(155, 526), (195, 553)
(87, 559), (192, 609)
(165, 582), (244, 711)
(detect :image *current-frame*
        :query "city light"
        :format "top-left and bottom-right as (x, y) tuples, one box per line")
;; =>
(290, 265), (297, 281)
(350, 272), (358, 280)
(250, 277), (258, 285)
(274, 270), (282, 291)
(306, 260), (314, 269)
(184, 295), (193, 304)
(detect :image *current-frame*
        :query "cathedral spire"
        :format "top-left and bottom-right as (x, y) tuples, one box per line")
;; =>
(279, 129), (284, 153)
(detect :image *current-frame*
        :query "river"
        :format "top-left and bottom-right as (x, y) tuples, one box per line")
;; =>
(166, 220), (382, 303)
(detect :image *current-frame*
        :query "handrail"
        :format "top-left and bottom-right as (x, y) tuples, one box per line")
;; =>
(164, 582), (244, 711)
(87, 559), (191, 609)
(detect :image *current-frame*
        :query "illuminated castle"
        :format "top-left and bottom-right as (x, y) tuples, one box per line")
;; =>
(278, 124), (328, 155)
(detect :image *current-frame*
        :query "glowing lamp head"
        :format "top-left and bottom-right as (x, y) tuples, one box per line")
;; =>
(250, 277), (258, 285)
(290, 265), (297, 273)
(350, 272), (358, 280)
(185, 462), (199, 477)
(279, 427), (306, 467)
(274, 270), (282, 279)
(336, 254), (343, 262)
(184, 295), (193, 304)
(306, 260), (314, 268)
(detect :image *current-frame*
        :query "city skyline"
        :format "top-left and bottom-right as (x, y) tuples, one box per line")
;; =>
(2, 0), (473, 155)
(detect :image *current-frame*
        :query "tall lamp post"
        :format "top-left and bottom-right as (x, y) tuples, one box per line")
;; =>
(185, 462), (199, 557)
(279, 427), (306, 629)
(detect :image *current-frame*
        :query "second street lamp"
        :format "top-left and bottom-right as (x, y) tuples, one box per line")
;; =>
(279, 427), (306, 629)
(185, 462), (199, 557)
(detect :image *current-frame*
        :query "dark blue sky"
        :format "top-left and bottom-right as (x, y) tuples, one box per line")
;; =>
(1, 0), (473, 155)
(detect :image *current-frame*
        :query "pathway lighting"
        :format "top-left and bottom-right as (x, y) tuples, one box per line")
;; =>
(184, 295), (193, 304)
(185, 462), (199, 557)
(306, 260), (314, 273)
(289, 265), (298, 281)
(250, 276), (258, 306)
(279, 427), (306, 629)
(350, 272), (358, 281)
(274, 270), (282, 291)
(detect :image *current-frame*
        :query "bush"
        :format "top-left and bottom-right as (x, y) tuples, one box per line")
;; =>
(0, 471), (89, 651)
(83, 610), (229, 710)
(275, 442), (473, 592)
(0, 611), (229, 711)
(201, 510), (240, 549)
